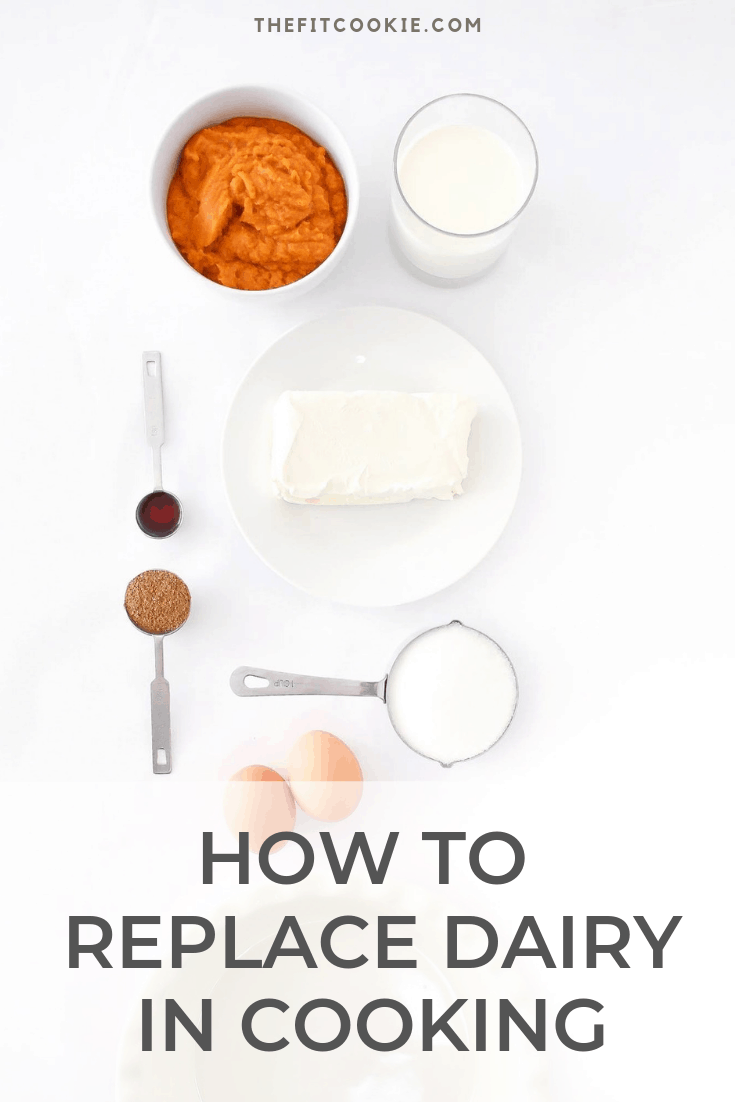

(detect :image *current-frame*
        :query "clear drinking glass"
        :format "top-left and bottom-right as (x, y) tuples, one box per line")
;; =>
(390, 93), (538, 283)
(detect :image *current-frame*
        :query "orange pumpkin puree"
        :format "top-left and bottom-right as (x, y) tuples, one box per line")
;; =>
(166, 117), (348, 291)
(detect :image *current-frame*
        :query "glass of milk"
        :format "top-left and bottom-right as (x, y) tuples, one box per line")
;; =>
(391, 94), (538, 283)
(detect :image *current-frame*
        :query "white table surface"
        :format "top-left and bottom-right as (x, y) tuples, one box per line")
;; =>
(0, 0), (733, 1098)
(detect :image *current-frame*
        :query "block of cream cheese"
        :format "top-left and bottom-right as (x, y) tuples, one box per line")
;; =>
(271, 391), (477, 505)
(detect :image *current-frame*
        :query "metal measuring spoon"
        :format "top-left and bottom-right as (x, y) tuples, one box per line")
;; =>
(136, 351), (182, 538)
(125, 569), (191, 774)
(230, 620), (518, 766)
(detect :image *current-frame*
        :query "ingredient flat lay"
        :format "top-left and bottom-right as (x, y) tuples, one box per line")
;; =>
(167, 117), (348, 291)
(222, 306), (522, 605)
(135, 95), (524, 778)
(392, 93), (538, 281)
(124, 569), (191, 774)
(230, 620), (517, 767)
(136, 351), (182, 539)
(271, 391), (476, 504)
(117, 79), (534, 1102)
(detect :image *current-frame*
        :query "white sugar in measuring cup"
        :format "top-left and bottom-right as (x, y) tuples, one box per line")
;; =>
(230, 620), (518, 766)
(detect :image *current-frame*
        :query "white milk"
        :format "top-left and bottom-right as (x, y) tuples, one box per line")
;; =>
(399, 124), (523, 235)
(392, 123), (526, 280)
(386, 622), (518, 765)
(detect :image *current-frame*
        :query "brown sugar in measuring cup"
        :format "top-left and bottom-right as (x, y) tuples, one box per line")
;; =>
(125, 569), (190, 774)
(125, 569), (190, 634)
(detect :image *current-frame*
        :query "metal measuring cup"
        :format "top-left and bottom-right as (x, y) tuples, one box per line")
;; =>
(230, 620), (518, 766)
(124, 569), (190, 774)
(136, 352), (182, 539)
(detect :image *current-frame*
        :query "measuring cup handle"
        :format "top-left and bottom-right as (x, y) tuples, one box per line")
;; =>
(230, 666), (386, 700)
(142, 351), (164, 490)
(151, 636), (171, 774)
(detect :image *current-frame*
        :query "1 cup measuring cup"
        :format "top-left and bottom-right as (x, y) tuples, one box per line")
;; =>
(124, 569), (191, 774)
(230, 620), (518, 766)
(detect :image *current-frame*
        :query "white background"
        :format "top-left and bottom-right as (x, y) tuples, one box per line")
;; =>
(0, 0), (733, 1097)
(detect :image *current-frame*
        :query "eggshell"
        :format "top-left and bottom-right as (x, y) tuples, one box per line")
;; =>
(287, 730), (363, 822)
(223, 765), (296, 853)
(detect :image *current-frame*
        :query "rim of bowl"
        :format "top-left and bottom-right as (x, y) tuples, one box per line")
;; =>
(393, 91), (539, 239)
(151, 84), (360, 297)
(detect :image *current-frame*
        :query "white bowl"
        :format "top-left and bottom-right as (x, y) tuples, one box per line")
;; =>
(151, 86), (359, 299)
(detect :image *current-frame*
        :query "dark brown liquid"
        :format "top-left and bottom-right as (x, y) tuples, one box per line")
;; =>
(136, 491), (181, 538)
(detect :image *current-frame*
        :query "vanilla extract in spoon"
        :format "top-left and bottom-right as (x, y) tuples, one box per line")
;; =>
(136, 489), (181, 537)
(136, 351), (182, 538)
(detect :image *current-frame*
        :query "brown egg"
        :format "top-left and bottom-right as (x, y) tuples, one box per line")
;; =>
(287, 730), (363, 822)
(223, 765), (296, 853)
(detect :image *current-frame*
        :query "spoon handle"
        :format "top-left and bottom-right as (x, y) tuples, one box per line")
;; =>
(230, 666), (386, 701)
(142, 351), (164, 491)
(151, 635), (172, 774)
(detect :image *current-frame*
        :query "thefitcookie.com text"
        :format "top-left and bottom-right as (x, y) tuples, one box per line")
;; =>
(254, 17), (481, 33)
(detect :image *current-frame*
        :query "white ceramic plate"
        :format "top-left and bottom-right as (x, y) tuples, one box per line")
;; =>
(222, 307), (522, 606)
